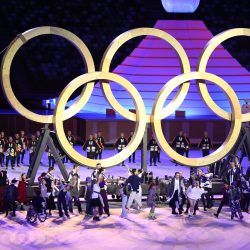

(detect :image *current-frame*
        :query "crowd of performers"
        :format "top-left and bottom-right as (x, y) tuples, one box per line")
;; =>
(0, 157), (249, 222)
(0, 127), (215, 169)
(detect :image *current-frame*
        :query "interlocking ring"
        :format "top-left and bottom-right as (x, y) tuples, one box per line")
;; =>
(1, 26), (95, 123)
(151, 71), (242, 167)
(197, 28), (250, 122)
(100, 28), (191, 122)
(54, 72), (147, 168)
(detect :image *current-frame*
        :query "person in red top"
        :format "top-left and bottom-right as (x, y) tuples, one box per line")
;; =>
(17, 173), (29, 210)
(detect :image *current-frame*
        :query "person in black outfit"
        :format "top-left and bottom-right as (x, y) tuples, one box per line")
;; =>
(97, 131), (105, 160)
(83, 134), (98, 159)
(4, 179), (18, 217)
(184, 133), (191, 158)
(148, 136), (159, 166)
(168, 172), (185, 215)
(64, 130), (75, 163)
(198, 131), (213, 157)
(114, 133), (128, 166)
(58, 184), (72, 218)
(172, 131), (188, 166)
(214, 183), (230, 218)
(226, 161), (241, 186)
(128, 132), (136, 163)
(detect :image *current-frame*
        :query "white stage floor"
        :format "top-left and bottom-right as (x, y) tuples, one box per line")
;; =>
(4, 146), (250, 181)
(0, 206), (250, 250)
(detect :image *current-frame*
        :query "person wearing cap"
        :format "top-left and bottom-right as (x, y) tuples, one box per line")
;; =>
(4, 178), (18, 217)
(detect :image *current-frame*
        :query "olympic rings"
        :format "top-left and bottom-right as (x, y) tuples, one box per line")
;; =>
(151, 71), (242, 167)
(1, 26), (95, 124)
(197, 28), (250, 122)
(54, 72), (147, 168)
(1, 26), (249, 168)
(100, 28), (191, 122)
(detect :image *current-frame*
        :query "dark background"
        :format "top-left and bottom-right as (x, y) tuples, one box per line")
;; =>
(0, 0), (249, 109)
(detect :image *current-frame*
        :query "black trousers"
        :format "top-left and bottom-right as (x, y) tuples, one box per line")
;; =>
(157, 151), (161, 162)
(48, 156), (55, 167)
(118, 150), (125, 165)
(69, 196), (82, 213)
(216, 199), (229, 215)
(15, 152), (21, 165)
(97, 150), (103, 160)
(150, 152), (157, 165)
(21, 150), (25, 163)
(0, 153), (4, 165)
(5, 200), (17, 216)
(58, 198), (69, 217)
(99, 190), (110, 216)
(6, 156), (15, 168)
(129, 151), (136, 163)
(185, 149), (189, 157)
(29, 152), (34, 165)
(87, 152), (95, 159)
(176, 148), (185, 156)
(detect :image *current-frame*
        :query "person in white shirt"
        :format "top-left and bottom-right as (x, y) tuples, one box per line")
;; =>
(186, 181), (206, 217)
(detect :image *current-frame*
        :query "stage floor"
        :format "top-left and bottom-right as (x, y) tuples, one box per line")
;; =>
(5, 146), (250, 181)
(0, 205), (250, 250)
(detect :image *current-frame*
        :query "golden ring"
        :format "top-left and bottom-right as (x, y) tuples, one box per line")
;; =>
(1, 26), (95, 123)
(54, 71), (147, 168)
(151, 71), (242, 167)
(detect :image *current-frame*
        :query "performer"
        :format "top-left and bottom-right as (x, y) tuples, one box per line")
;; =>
(5, 137), (16, 170)
(167, 172), (185, 215)
(147, 182), (157, 220)
(128, 132), (136, 163)
(17, 173), (29, 210)
(83, 134), (98, 159)
(114, 133), (127, 166)
(20, 131), (28, 164)
(99, 174), (110, 216)
(119, 182), (128, 219)
(57, 184), (71, 218)
(44, 167), (58, 215)
(93, 133), (100, 160)
(240, 175), (250, 213)
(184, 133), (191, 158)
(14, 133), (23, 167)
(97, 131), (105, 160)
(172, 131), (188, 165)
(46, 145), (55, 167)
(4, 178), (18, 217)
(198, 131), (213, 157)
(28, 135), (37, 165)
(186, 181), (206, 218)
(226, 161), (241, 186)
(69, 173), (82, 215)
(36, 130), (41, 141)
(0, 136), (5, 167)
(126, 169), (143, 210)
(148, 136), (159, 166)
(91, 163), (102, 182)
(229, 181), (243, 220)
(65, 130), (75, 163)
(214, 183), (230, 218)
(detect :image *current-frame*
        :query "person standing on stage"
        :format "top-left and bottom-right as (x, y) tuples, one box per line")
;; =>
(65, 130), (75, 163)
(128, 131), (136, 163)
(198, 131), (213, 157)
(229, 181), (243, 220)
(0, 136), (5, 167)
(126, 169), (143, 210)
(119, 182), (128, 219)
(83, 134), (98, 159)
(214, 183), (230, 218)
(20, 131), (28, 164)
(36, 130), (41, 141)
(93, 133), (101, 160)
(226, 161), (241, 186)
(99, 174), (110, 216)
(97, 131), (105, 160)
(5, 137), (16, 170)
(172, 131), (188, 165)
(28, 135), (37, 165)
(147, 182), (157, 220)
(148, 136), (159, 166)
(17, 173), (29, 210)
(4, 178), (18, 217)
(57, 184), (71, 218)
(46, 145), (55, 167)
(14, 133), (23, 167)
(114, 133), (128, 166)
(69, 173), (82, 215)
(184, 133), (191, 158)
(168, 172), (185, 215)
